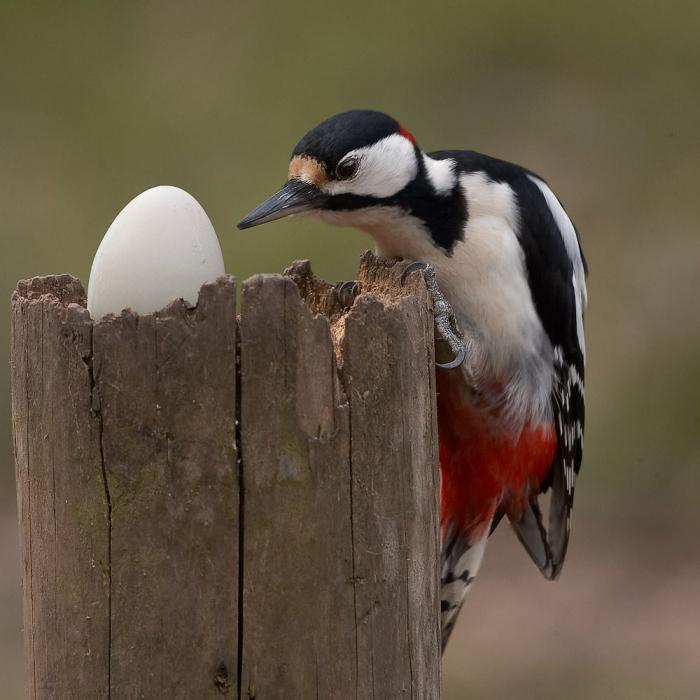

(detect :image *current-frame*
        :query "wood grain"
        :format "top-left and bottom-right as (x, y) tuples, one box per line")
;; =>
(11, 255), (441, 699)
(239, 272), (355, 699)
(93, 278), (239, 700)
(239, 253), (440, 699)
(345, 254), (441, 699)
(11, 275), (110, 699)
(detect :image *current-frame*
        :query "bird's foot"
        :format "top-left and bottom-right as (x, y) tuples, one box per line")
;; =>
(334, 280), (359, 309)
(401, 261), (465, 369)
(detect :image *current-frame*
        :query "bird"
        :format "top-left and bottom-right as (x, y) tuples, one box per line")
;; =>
(238, 109), (587, 651)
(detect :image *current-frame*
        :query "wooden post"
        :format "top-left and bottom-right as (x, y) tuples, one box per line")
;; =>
(10, 253), (440, 699)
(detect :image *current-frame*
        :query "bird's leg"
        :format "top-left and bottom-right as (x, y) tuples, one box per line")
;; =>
(401, 261), (466, 369)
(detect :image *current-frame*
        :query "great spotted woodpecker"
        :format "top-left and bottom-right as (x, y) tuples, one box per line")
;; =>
(239, 110), (587, 651)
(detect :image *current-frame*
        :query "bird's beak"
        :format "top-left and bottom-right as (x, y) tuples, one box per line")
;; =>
(237, 179), (327, 229)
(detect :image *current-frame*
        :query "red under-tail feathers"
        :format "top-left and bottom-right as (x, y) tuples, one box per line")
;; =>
(436, 371), (556, 540)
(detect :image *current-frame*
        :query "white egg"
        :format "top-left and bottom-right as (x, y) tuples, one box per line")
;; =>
(87, 186), (225, 320)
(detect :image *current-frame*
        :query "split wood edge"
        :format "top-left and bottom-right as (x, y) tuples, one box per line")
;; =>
(10, 252), (441, 700)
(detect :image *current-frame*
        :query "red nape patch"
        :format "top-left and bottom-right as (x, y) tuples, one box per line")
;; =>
(436, 373), (557, 539)
(398, 123), (416, 144)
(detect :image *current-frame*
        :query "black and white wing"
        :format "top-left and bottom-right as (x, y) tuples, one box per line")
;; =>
(511, 172), (588, 580)
(431, 151), (588, 579)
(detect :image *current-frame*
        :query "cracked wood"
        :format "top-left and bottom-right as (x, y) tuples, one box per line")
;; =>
(93, 279), (239, 700)
(11, 276), (110, 699)
(11, 254), (441, 700)
(240, 254), (440, 699)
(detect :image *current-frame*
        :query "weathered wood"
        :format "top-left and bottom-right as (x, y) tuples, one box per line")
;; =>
(93, 279), (239, 699)
(239, 254), (440, 699)
(11, 254), (441, 700)
(239, 272), (356, 699)
(11, 275), (110, 699)
(343, 255), (441, 698)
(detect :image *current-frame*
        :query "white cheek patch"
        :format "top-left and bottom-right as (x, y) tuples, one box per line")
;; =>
(323, 133), (418, 198)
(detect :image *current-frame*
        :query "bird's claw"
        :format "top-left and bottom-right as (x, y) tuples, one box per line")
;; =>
(335, 280), (359, 309)
(436, 345), (465, 370)
(400, 260), (430, 286)
(401, 261), (466, 370)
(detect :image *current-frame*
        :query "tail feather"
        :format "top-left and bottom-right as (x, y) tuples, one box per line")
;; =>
(509, 499), (555, 578)
(440, 525), (490, 652)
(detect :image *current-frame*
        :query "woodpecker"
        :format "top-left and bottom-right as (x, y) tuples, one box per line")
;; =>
(239, 110), (587, 651)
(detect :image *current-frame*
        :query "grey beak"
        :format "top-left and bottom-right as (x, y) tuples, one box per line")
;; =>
(237, 180), (327, 229)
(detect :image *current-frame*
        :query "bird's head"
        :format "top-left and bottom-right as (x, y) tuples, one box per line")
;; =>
(238, 110), (422, 229)
(238, 110), (464, 254)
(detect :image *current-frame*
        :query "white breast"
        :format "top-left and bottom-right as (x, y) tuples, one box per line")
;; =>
(354, 173), (555, 430)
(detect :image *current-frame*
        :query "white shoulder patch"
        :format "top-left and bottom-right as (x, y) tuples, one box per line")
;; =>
(527, 174), (587, 359)
(461, 171), (521, 232)
(423, 154), (457, 195)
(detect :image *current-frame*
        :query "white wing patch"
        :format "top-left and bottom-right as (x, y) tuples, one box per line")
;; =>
(527, 174), (587, 360)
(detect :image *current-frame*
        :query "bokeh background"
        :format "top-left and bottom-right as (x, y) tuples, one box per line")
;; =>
(1, 2), (699, 698)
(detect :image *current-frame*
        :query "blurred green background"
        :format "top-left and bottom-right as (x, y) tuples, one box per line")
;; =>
(1, 1), (699, 698)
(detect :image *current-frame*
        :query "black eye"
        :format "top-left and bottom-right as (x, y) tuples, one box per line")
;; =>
(336, 156), (360, 180)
